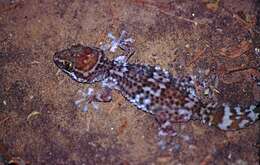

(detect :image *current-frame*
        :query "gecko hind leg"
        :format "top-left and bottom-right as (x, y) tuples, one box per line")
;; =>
(155, 110), (195, 151)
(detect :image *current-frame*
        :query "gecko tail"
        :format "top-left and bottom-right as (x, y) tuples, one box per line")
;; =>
(200, 103), (260, 130)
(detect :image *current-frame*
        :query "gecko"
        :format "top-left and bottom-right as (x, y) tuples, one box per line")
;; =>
(53, 31), (260, 136)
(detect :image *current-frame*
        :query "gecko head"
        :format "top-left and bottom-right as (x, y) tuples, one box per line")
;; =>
(53, 44), (104, 83)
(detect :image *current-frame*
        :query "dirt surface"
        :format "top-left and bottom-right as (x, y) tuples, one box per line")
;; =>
(0, 0), (260, 164)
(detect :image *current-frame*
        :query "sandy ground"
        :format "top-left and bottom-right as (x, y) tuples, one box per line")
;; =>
(0, 0), (259, 164)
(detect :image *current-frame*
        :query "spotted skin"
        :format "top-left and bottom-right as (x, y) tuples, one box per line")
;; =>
(53, 44), (260, 132)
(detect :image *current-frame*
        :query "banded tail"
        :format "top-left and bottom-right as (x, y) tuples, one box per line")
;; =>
(199, 103), (260, 130)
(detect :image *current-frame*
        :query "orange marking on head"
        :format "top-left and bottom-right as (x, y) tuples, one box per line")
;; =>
(75, 48), (99, 72)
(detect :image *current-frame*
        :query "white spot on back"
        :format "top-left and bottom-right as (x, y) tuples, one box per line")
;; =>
(143, 86), (161, 97)
(238, 119), (249, 128)
(114, 55), (128, 64)
(144, 98), (151, 105)
(102, 77), (118, 89)
(178, 108), (192, 120)
(184, 101), (195, 109)
(155, 65), (161, 70)
(110, 69), (124, 77)
(121, 66), (128, 72)
(234, 106), (242, 115)
(218, 104), (233, 130)
(153, 72), (161, 80)
(162, 78), (170, 82)
(147, 78), (156, 83)
(158, 83), (166, 89)
(246, 105), (258, 121)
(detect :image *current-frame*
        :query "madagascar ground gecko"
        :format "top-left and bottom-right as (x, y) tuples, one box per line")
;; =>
(53, 31), (260, 137)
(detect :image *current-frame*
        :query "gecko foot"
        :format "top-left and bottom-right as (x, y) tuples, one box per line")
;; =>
(74, 88), (98, 112)
(74, 87), (113, 112)
(99, 31), (135, 63)
(107, 30), (134, 52)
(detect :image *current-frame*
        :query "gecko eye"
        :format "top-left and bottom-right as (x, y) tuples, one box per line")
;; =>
(63, 61), (73, 71)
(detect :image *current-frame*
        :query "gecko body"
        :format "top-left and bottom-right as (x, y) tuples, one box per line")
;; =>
(53, 41), (259, 132)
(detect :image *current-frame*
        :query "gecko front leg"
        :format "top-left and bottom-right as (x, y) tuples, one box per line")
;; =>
(75, 87), (113, 112)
